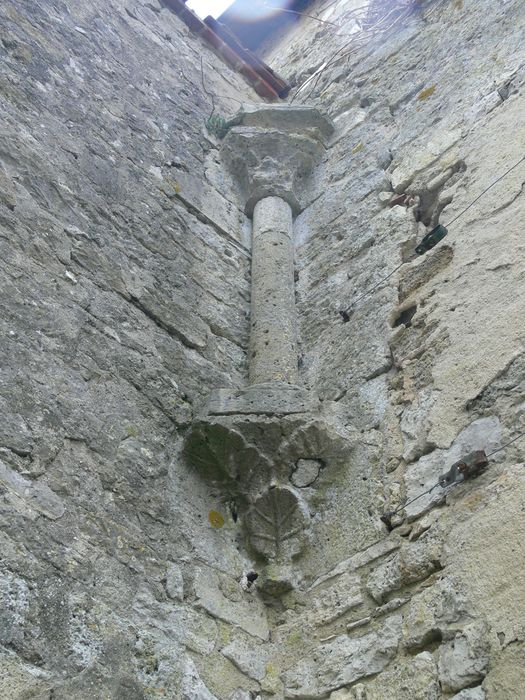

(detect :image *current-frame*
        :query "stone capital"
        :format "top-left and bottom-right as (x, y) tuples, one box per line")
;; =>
(222, 105), (334, 216)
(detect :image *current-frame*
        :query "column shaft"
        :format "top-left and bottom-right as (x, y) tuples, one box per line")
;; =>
(250, 196), (298, 385)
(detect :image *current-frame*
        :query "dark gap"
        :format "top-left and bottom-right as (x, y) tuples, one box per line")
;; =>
(392, 304), (417, 328)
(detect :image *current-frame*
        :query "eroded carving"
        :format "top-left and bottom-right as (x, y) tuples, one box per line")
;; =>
(245, 486), (310, 561)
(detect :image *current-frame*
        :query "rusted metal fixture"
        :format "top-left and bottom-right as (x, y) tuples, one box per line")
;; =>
(162, 0), (290, 100)
(438, 450), (489, 487)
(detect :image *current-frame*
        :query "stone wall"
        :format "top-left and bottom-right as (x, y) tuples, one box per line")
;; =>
(0, 1), (265, 698)
(259, 0), (525, 698)
(1, 0), (525, 699)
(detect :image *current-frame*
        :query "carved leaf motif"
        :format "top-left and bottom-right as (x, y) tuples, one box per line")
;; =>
(245, 486), (310, 562)
(184, 421), (270, 496)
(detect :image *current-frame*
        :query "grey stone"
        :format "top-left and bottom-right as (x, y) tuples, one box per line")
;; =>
(206, 382), (318, 416)
(222, 105), (331, 215)
(283, 615), (402, 697)
(250, 196), (298, 385)
(1, 0), (524, 696)
(181, 657), (218, 700)
(193, 567), (269, 641)
(222, 635), (270, 681)
(0, 459), (65, 520)
(291, 458), (322, 487)
(437, 621), (490, 693)
(366, 533), (442, 603)
(450, 688), (486, 700)
(239, 104), (334, 144)
(245, 486), (310, 561)
(165, 563), (184, 601)
(403, 576), (469, 652)
(404, 417), (502, 520)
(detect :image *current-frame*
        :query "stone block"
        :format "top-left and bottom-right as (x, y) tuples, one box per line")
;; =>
(366, 533), (442, 603)
(206, 383), (318, 416)
(403, 576), (468, 652)
(221, 635), (271, 681)
(329, 651), (439, 700)
(0, 459), (65, 520)
(193, 567), (269, 641)
(282, 615), (402, 697)
(181, 657), (219, 700)
(239, 104), (334, 145)
(437, 621), (490, 693)
(450, 688), (486, 700)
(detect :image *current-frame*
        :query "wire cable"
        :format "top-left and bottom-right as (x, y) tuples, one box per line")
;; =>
(385, 431), (525, 519)
(486, 431), (525, 458)
(445, 154), (525, 228)
(339, 154), (525, 320)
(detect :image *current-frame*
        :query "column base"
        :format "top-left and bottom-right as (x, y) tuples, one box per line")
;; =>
(205, 382), (319, 417)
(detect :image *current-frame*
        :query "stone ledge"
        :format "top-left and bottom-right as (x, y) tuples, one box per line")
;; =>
(206, 382), (319, 416)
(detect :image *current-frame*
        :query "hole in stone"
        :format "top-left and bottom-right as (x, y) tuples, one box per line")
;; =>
(229, 501), (238, 522)
(409, 628), (443, 654)
(392, 304), (417, 328)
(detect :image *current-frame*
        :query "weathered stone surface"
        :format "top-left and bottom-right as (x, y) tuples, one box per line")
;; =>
(1, 0), (524, 696)
(443, 463), (525, 654)
(483, 642), (525, 699)
(329, 651), (439, 700)
(194, 567), (269, 641)
(182, 657), (219, 700)
(437, 621), (490, 693)
(366, 532), (442, 603)
(291, 458), (322, 487)
(165, 563), (184, 602)
(450, 688), (485, 700)
(240, 104), (334, 144)
(221, 634), (271, 681)
(0, 459), (65, 520)
(223, 105), (333, 215)
(282, 615), (402, 697)
(207, 382), (318, 416)
(389, 129), (462, 193)
(404, 417), (502, 520)
(250, 196), (298, 384)
(403, 575), (468, 652)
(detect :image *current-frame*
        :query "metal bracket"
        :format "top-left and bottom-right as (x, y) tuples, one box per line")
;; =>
(438, 450), (489, 487)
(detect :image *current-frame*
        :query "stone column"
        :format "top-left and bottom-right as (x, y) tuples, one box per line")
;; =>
(222, 105), (334, 394)
(184, 107), (350, 593)
(250, 195), (297, 385)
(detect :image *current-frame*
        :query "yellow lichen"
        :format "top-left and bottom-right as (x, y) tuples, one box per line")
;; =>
(208, 510), (225, 528)
(418, 85), (437, 101)
(352, 142), (364, 154)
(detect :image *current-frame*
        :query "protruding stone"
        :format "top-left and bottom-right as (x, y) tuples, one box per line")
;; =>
(450, 688), (486, 700)
(181, 658), (219, 700)
(207, 383), (318, 416)
(283, 615), (402, 697)
(290, 458), (322, 487)
(437, 621), (490, 693)
(222, 105), (334, 216)
(366, 532), (442, 603)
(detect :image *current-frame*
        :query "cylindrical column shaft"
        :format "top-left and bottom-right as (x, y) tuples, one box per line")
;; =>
(249, 196), (298, 385)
